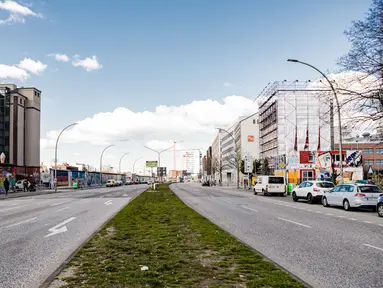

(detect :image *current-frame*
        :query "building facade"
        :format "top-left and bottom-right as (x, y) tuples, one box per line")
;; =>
(0, 84), (41, 183)
(257, 81), (331, 170)
(211, 132), (221, 181)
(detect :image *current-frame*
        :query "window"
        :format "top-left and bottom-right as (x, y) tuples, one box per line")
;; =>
(306, 182), (313, 187)
(376, 148), (383, 154)
(364, 148), (373, 154)
(332, 186), (341, 192)
(302, 171), (314, 182)
(376, 160), (383, 166)
(316, 182), (334, 188)
(268, 177), (284, 184)
(358, 185), (382, 193)
(334, 154), (345, 162)
(308, 153), (314, 162)
(253, 119), (255, 124)
(364, 159), (374, 165)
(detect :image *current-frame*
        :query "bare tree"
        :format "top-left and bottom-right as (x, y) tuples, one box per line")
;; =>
(212, 157), (223, 182)
(337, 0), (383, 125)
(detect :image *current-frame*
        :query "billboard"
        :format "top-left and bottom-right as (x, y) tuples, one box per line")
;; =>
(146, 161), (158, 168)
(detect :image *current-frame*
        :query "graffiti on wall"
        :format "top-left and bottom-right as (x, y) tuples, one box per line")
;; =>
(0, 166), (16, 193)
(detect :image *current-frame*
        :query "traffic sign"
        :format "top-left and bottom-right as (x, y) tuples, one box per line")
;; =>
(368, 166), (374, 174)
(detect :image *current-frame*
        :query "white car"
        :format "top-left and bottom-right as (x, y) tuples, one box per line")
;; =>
(253, 176), (286, 196)
(106, 179), (116, 187)
(322, 183), (382, 211)
(292, 181), (335, 204)
(15, 180), (27, 190)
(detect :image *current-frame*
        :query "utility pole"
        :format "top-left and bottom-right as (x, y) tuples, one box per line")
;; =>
(330, 100), (334, 150)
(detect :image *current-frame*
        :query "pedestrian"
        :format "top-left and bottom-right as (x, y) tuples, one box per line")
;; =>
(23, 179), (28, 192)
(4, 178), (9, 195)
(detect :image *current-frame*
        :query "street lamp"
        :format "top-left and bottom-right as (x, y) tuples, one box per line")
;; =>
(216, 127), (240, 189)
(144, 145), (173, 181)
(100, 145), (114, 186)
(54, 123), (78, 192)
(118, 152), (130, 174)
(287, 59), (344, 184)
(132, 157), (143, 174)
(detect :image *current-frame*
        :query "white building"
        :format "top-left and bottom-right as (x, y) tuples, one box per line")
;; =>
(257, 81), (331, 170)
(184, 151), (195, 173)
(219, 112), (260, 186)
(211, 132), (222, 181)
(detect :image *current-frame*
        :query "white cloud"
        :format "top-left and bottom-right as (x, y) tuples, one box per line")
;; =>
(0, 63), (29, 80)
(49, 53), (70, 62)
(223, 82), (233, 88)
(72, 56), (103, 72)
(17, 57), (47, 75)
(0, 1), (41, 25)
(41, 95), (258, 150)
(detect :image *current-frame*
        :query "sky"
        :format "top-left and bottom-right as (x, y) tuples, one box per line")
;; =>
(0, 0), (373, 173)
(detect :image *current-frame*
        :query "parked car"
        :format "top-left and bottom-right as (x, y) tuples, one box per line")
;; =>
(106, 179), (116, 187)
(125, 180), (132, 185)
(253, 176), (285, 196)
(377, 195), (383, 217)
(15, 180), (26, 190)
(115, 180), (123, 186)
(322, 183), (382, 211)
(292, 181), (335, 204)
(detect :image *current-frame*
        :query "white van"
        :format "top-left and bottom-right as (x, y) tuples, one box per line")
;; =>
(253, 175), (286, 196)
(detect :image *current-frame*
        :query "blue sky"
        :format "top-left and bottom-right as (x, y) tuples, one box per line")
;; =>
(0, 0), (372, 172)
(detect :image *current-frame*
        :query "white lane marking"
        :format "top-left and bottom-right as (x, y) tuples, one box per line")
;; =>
(104, 200), (113, 205)
(315, 211), (322, 214)
(45, 217), (76, 238)
(241, 206), (258, 212)
(326, 213), (334, 216)
(349, 218), (358, 221)
(50, 201), (70, 207)
(278, 217), (311, 228)
(363, 221), (373, 224)
(220, 199), (232, 204)
(122, 193), (130, 197)
(56, 206), (69, 212)
(306, 209), (312, 212)
(379, 224), (383, 227)
(363, 243), (383, 252)
(6, 217), (37, 228)
(83, 200), (90, 203)
(0, 206), (26, 212)
(337, 215), (345, 218)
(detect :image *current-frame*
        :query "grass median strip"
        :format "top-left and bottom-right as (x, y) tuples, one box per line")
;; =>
(51, 184), (304, 288)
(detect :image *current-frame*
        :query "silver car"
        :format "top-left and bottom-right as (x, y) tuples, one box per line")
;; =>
(322, 183), (382, 211)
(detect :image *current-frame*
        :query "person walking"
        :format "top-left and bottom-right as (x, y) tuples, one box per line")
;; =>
(4, 178), (10, 195)
(23, 179), (28, 192)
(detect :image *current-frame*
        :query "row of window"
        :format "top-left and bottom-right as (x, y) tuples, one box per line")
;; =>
(343, 147), (383, 154)
(364, 159), (383, 165)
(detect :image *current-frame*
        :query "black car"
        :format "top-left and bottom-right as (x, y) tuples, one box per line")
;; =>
(377, 195), (383, 217)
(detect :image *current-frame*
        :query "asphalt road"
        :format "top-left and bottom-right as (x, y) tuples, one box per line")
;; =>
(0, 184), (148, 288)
(171, 183), (383, 288)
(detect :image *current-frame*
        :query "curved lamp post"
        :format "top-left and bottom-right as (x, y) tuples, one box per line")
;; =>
(287, 59), (343, 184)
(132, 157), (143, 174)
(100, 145), (114, 186)
(119, 152), (130, 174)
(144, 145), (173, 181)
(216, 127), (240, 189)
(54, 123), (78, 192)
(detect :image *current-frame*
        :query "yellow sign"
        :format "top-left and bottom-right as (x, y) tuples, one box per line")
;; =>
(146, 161), (158, 168)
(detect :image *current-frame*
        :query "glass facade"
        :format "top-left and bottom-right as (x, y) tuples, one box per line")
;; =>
(0, 88), (10, 163)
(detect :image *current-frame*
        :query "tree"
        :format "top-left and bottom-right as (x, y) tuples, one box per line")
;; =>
(337, 0), (383, 125)
(261, 158), (272, 175)
(253, 159), (262, 175)
(212, 157), (223, 181)
(240, 160), (245, 174)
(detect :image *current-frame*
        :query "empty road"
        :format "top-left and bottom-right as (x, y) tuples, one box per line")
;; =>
(0, 184), (148, 288)
(171, 183), (383, 288)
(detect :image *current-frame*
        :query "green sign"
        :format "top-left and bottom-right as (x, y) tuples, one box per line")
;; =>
(146, 161), (158, 168)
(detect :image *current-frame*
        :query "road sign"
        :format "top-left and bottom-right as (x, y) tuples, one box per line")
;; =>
(244, 156), (252, 173)
(146, 161), (158, 168)
(157, 167), (167, 176)
(368, 166), (374, 174)
(279, 162), (286, 169)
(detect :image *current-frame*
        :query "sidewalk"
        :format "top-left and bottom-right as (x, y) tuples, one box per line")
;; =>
(0, 185), (104, 200)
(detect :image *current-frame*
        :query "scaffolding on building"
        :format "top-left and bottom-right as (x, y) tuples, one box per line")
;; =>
(256, 80), (333, 170)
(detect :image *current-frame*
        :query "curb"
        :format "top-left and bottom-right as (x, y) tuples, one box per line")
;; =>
(169, 184), (312, 288)
(39, 186), (148, 288)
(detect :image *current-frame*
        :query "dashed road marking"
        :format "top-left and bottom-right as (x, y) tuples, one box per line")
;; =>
(50, 201), (70, 207)
(363, 243), (383, 252)
(278, 217), (311, 228)
(6, 217), (37, 228)
(326, 213), (334, 216)
(56, 206), (69, 212)
(363, 221), (373, 224)
(220, 199), (232, 204)
(350, 218), (358, 221)
(241, 206), (258, 212)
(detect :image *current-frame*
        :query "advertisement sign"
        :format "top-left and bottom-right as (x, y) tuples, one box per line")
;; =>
(146, 161), (158, 168)
(316, 151), (332, 169)
(247, 135), (254, 142)
(244, 156), (252, 173)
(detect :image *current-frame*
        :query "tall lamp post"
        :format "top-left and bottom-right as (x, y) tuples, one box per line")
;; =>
(287, 59), (344, 184)
(144, 145), (173, 181)
(100, 145), (114, 186)
(119, 152), (130, 174)
(132, 157), (142, 182)
(216, 128), (240, 189)
(54, 123), (78, 192)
